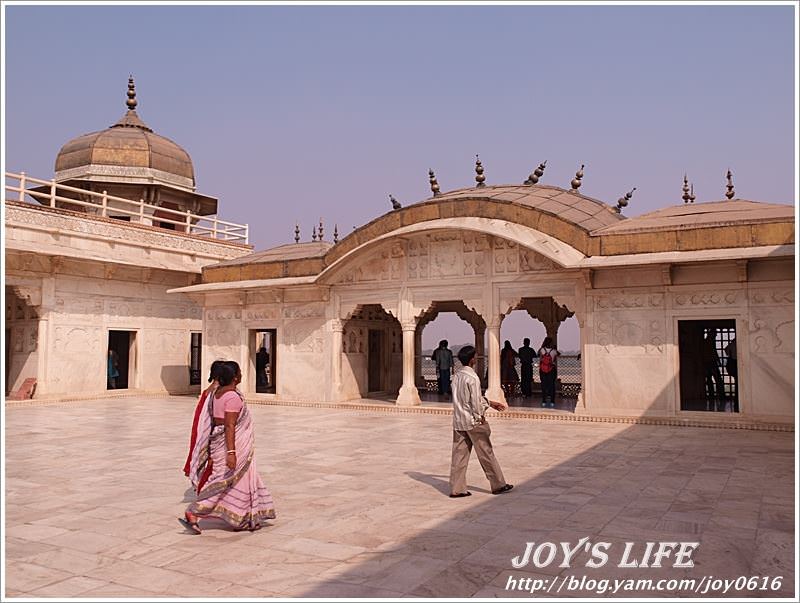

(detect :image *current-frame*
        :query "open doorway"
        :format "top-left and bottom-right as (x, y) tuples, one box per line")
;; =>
(252, 329), (276, 394)
(368, 329), (384, 393)
(108, 330), (136, 390)
(678, 319), (738, 412)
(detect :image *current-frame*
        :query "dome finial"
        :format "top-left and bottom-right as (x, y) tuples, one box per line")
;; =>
(318, 218), (324, 241)
(615, 187), (636, 213)
(682, 174), (691, 203)
(524, 160), (547, 185)
(689, 182), (696, 203)
(725, 169), (735, 200)
(294, 223), (300, 244)
(570, 164), (584, 192)
(429, 169), (441, 197)
(475, 155), (486, 187)
(311, 225), (318, 242)
(333, 224), (339, 244)
(126, 75), (137, 111)
(389, 194), (402, 210)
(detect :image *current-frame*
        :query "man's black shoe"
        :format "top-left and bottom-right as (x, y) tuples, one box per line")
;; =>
(492, 484), (514, 495)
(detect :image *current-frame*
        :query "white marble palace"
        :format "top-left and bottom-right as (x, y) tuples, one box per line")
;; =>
(4, 80), (795, 427)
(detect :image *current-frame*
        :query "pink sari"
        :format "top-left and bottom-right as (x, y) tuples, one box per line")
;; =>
(187, 391), (276, 530)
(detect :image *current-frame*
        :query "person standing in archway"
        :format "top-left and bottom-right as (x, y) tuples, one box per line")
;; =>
(538, 337), (560, 408)
(517, 338), (537, 397)
(449, 345), (513, 498)
(431, 340), (454, 398)
(500, 340), (519, 397)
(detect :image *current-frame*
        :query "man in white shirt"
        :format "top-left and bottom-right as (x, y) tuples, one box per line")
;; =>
(449, 345), (514, 498)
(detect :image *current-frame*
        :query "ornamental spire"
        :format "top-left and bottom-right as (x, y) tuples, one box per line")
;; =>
(474, 155), (486, 187)
(524, 160), (547, 185)
(294, 223), (300, 244)
(318, 218), (324, 241)
(126, 75), (137, 110)
(570, 164), (584, 192)
(615, 187), (636, 213)
(333, 224), (339, 244)
(429, 169), (441, 197)
(725, 169), (735, 200)
(682, 174), (691, 203)
(311, 225), (318, 242)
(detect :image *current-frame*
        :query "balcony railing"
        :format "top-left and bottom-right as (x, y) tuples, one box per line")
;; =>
(5, 171), (249, 244)
(420, 354), (582, 397)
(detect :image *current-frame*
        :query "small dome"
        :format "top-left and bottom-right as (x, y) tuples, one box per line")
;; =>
(54, 78), (195, 190)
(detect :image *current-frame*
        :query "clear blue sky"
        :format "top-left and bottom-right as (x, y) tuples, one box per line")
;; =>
(4, 3), (796, 349)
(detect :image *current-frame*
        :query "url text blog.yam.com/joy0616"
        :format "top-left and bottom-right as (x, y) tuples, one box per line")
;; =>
(505, 539), (784, 596)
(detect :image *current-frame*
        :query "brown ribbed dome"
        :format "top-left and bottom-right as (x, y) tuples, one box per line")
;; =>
(54, 78), (195, 189)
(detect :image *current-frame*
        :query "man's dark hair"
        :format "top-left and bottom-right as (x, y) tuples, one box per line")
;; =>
(523, 338), (530, 346)
(208, 360), (226, 383)
(458, 345), (476, 366)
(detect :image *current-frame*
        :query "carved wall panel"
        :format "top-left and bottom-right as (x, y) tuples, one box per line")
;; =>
(283, 319), (325, 353)
(407, 236), (430, 280)
(343, 326), (366, 354)
(429, 233), (461, 278)
(54, 326), (102, 353)
(493, 239), (519, 274)
(593, 315), (665, 355)
(144, 329), (185, 355)
(749, 287), (794, 306)
(205, 326), (241, 347)
(520, 249), (558, 272)
(462, 233), (487, 276)
(749, 314), (794, 355)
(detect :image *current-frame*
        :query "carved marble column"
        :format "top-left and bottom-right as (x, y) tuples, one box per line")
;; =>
(414, 326), (424, 387)
(544, 317), (561, 349)
(485, 319), (506, 406)
(397, 322), (421, 406)
(330, 319), (344, 402)
(474, 323), (486, 386)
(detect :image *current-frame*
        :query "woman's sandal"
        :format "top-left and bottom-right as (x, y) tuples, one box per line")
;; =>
(178, 514), (202, 534)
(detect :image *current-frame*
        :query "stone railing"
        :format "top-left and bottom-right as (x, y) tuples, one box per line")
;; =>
(420, 354), (582, 397)
(5, 171), (248, 243)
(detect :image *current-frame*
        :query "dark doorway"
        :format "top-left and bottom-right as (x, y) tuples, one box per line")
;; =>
(189, 332), (202, 385)
(368, 329), (383, 392)
(678, 319), (738, 412)
(253, 330), (276, 394)
(107, 330), (135, 390)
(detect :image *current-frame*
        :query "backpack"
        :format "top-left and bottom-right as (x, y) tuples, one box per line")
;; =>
(539, 349), (554, 374)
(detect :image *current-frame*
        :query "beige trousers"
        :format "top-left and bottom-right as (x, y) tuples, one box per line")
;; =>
(449, 420), (506, 494)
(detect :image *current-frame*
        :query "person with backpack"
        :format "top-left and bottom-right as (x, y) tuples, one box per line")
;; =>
(538, 337), (560, 408)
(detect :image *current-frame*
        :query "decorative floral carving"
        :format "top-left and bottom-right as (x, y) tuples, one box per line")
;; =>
(462, 233), (487, 276)
(519, 249), (558, 272)
(493, 238), (518, 274)
(594, 293), (664, 310)
(674, 291), (738, 306)
(407, 236), (429, 280)
(283, 302), (325, 319)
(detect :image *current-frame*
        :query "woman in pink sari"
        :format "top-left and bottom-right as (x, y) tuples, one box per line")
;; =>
(182, 360), (224, 478)
(180, 361), (276, 533)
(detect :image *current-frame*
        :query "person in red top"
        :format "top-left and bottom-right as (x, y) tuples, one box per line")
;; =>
(538, 337), (560, 408)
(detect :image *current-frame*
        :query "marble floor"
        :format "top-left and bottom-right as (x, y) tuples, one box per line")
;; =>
(4, 396), (795, 598)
